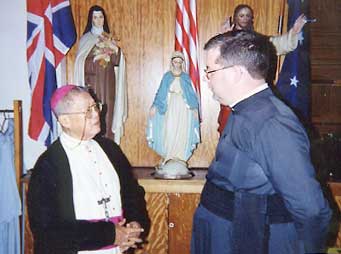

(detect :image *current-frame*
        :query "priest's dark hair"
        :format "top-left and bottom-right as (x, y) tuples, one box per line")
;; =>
(204, 30), (271, 80)
(83, 5), (110, 35)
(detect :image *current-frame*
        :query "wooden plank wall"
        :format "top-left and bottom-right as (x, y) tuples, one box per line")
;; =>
(311, 82), (341, 134)
(328, 183), (341, 248)
(310, 0), (341, 81)
(66, 0), (285, 167)
(310, 0), (341, 134)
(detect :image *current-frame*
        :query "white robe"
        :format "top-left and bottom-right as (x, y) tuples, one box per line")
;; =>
(162, 77), (191, 162)
(60, 132), (122, 254)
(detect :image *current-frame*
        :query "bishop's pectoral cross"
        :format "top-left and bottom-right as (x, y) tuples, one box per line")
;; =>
(98, 196), (111, 221)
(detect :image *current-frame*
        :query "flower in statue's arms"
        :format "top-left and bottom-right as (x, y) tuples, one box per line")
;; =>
(92, 32), (118, 68)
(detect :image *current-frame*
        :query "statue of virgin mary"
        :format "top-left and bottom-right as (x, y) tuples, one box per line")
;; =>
(146, 51), (200, 178)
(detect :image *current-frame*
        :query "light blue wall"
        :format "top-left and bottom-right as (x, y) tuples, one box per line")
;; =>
(0, 1), (45, 170)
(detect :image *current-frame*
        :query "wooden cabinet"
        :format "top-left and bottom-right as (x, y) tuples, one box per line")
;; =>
(328, 182), (341, 248)
(134, 169), (205, 254)
(168, 193), (200, 254)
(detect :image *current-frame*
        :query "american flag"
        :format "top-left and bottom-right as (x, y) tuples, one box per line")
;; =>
(276, 0), (310, 121)
(27, 0), (76, 145)
(175, 0), (201, 112)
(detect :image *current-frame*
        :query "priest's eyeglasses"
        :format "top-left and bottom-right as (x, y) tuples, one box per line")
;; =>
(204, 65), (234, 80)
(61, 102), (103, 119)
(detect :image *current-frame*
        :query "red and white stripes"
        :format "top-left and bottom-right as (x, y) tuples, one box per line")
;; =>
(175, 0), (201, 111)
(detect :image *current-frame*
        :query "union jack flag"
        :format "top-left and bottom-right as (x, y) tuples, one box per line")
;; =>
(175, 0), (201, 115)
(27, 0), (76, 145)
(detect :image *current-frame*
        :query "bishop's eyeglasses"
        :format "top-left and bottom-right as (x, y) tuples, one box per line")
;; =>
(61, 102), (103, 119)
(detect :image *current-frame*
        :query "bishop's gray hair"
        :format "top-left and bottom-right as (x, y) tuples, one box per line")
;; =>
(52, 86), (89, 117)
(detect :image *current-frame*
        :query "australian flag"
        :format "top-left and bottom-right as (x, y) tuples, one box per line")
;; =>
(27, 0), (76, 145)
(276, 0), (310, 121)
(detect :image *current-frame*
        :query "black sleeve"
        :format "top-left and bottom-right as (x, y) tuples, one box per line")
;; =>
(27, 153), (116, 253)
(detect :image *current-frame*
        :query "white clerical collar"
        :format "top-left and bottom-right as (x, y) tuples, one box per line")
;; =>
(91, 26), (103, 36)
(229, 83), (268, 108)
(60, 131), (91, 148)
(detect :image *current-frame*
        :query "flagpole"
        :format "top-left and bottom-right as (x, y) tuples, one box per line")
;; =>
(278, 0), (286, 34)
(275, 0), (286, 83)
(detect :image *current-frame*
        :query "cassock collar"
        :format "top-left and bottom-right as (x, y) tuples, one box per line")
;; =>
(229, 83), (268, 108)
(230, 83), (269, 111)
(60, 132), (91, 149)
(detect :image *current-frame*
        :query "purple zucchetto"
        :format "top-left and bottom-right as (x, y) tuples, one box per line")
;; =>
(50, 85), (77, 110)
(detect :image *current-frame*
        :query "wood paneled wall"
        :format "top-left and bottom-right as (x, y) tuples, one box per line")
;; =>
(66, 0), (285, 167)
(311, 82), (341, 134)
(310, 0), (341, 81)
(310, 0), (341, 135)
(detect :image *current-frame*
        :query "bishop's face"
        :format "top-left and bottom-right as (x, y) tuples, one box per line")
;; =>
(59, 92), (101, 140)
(92, 11), (104, 29)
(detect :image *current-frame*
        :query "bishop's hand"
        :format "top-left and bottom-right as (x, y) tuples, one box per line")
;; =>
(114, 219), (144, 252)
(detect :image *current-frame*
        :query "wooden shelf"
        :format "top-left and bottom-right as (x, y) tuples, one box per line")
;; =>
(133, 167), (206, 193)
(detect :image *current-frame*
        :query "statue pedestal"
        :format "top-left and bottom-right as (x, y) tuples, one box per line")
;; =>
(153, 159), (194, 180)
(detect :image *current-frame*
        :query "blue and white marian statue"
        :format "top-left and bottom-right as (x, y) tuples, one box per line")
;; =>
(146, 51), (200, 177)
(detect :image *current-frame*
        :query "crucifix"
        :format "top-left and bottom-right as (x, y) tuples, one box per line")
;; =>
(97, 196), (111, 221)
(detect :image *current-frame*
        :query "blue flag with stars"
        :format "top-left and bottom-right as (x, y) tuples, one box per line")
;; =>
(276, 0), (310, 121)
